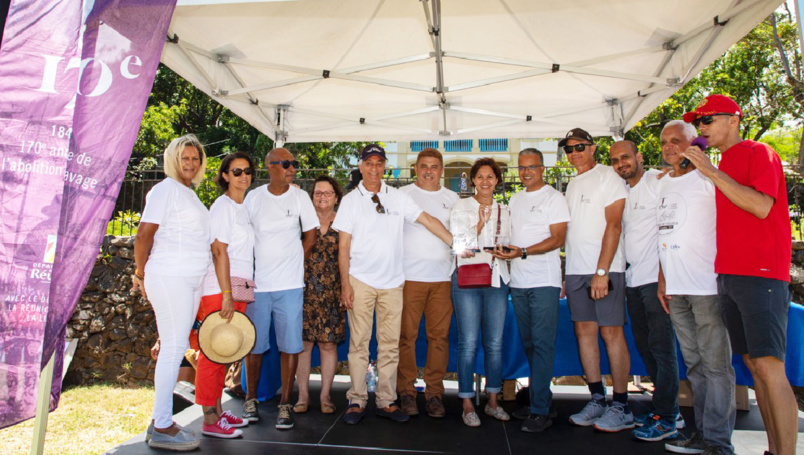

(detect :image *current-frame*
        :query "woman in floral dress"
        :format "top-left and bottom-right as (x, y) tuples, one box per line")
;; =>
(294, 175), (345, 414)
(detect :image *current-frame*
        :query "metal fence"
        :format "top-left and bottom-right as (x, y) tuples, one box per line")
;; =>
(107, 165), (804, 239)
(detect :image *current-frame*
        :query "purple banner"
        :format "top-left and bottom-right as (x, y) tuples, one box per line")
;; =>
(0, 0), (176, 429)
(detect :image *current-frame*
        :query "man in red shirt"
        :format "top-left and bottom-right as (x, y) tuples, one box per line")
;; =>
(682, 94), (796, 455)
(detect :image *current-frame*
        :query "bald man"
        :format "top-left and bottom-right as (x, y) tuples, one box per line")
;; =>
(243, 148), (318, 430)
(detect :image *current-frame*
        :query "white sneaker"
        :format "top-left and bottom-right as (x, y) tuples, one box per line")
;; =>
(594, 404), (635, 432)
(569, 399), (607, 426)
(675, 412), (686, 429)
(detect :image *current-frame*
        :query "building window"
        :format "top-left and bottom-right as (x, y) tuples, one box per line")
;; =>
(479, 138), (508, 152)
(410, 140), (439, 152)
(444, 139), (473, 152)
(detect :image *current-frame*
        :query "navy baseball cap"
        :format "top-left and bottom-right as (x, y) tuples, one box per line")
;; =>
(360, 144), (386, 161)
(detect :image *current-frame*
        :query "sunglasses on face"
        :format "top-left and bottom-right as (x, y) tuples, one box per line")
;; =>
(371, 194), (386, 214)
(692, 113), (734, 128)
(268, 160), (300, 169)
(518, 165), (544, 172)
(229, 167), (254, 177)
(563, 143), (593, 154)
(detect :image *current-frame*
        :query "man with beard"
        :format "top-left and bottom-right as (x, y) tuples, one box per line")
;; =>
(609, 141), (682, 442)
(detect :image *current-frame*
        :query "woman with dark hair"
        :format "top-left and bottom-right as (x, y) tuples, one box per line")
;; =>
(192, 151), (256, 438)
(449, 158), (511, 427)
(294, 175), (345, 414)
(134, 135), (210, 451)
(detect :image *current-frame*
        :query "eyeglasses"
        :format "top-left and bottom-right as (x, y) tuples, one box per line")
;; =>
(517, 165), (544, 171)
(371, 194), (386, 214)
(229, 167), (253, 177)
(692, 114), (734, 128)
(313, 191), (335, 197)
(562, 143), (593, 154)
(268, 160), (300, 169)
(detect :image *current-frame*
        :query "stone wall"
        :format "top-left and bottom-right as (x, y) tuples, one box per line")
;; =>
(63, 235), (157, 386)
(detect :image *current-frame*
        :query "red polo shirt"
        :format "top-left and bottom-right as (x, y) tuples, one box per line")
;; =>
(715, 140), (791, 282)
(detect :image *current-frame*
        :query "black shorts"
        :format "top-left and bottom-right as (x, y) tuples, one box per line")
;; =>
(717, 274), (790, 361)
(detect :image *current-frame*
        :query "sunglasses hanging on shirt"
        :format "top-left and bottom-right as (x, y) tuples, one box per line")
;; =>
(371, 194), (386, 214)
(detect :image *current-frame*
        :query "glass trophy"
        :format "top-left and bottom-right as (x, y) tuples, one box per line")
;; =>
(450, 207), (478, 254)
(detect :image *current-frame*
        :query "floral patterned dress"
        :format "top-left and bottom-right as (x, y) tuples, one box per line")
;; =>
(302, 227), (345, 343)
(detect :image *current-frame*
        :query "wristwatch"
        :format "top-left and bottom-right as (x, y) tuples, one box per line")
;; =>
(521, 248), (527, 260)
(595, 268), (607, 277)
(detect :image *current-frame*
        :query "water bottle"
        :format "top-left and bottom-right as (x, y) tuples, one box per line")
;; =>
(366, 361), (377, 392)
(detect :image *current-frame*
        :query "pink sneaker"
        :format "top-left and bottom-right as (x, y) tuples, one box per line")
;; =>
(221, 410), (248, 428)
(202, 418), (243, 439)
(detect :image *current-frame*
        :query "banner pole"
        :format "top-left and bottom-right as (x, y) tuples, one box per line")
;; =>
(29, 352), (55, 455)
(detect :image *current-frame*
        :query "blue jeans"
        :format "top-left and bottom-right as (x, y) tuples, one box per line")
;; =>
(451, 272), (509, 399)
(510, 286), (560, 416)
(625, 283), (679, 420)
(668, 294), (736, 455)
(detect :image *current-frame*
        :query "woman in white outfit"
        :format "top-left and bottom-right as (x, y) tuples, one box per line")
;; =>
(133, 135), (211, 452)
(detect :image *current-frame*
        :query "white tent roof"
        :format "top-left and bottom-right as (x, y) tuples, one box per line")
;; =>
(162, 0), (783, 143)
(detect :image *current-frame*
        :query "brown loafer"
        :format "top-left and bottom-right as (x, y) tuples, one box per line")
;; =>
(321, 403), (336, 414)
(293, 402), (308, 413)
(426, 396), (445, 418)
(399, 394), (419, 416)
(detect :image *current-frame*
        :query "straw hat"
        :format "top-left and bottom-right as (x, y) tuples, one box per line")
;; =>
(197, 311), (256, 364)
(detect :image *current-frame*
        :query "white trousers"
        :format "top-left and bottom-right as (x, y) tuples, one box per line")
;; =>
(145, 273), (203, 429)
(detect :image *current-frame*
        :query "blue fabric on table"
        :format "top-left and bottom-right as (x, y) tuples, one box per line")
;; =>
(245, 299), (804, 401)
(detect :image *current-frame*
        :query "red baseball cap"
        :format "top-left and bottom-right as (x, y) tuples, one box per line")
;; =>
(683, 94), (742, 123)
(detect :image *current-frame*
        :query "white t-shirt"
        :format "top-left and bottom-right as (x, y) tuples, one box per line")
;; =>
(622, 169), (661, 287)
(450, 197), (511, 287)
(246, 185), (319, 292)
(508, 185), (571, 289)
(400, 184), (460, 282)
(656, 170), (718, 295)
(141, 178), (211, 277)
(565, 164), (627, 275)
(202, 194), (256, 296)
(333, 181), (423, 289)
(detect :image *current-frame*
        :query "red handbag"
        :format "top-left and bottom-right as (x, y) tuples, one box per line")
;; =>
(457, 263), (492, 288)
(456, 205), (500, 289)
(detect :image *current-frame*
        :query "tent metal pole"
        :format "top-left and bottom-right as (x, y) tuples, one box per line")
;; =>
(220, 61), (279, 132)
(29, 352), (55, 455)
(444, 51), (669, 85)
(672, 0), (764, 47)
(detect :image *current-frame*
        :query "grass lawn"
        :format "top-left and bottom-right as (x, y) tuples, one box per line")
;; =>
(0, 384), (153, 455)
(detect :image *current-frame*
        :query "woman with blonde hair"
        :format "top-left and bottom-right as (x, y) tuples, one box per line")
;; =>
(133, 134), (210, 451)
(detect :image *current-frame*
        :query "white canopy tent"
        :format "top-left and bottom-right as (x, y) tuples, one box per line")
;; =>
(162, 0), (784, 144)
